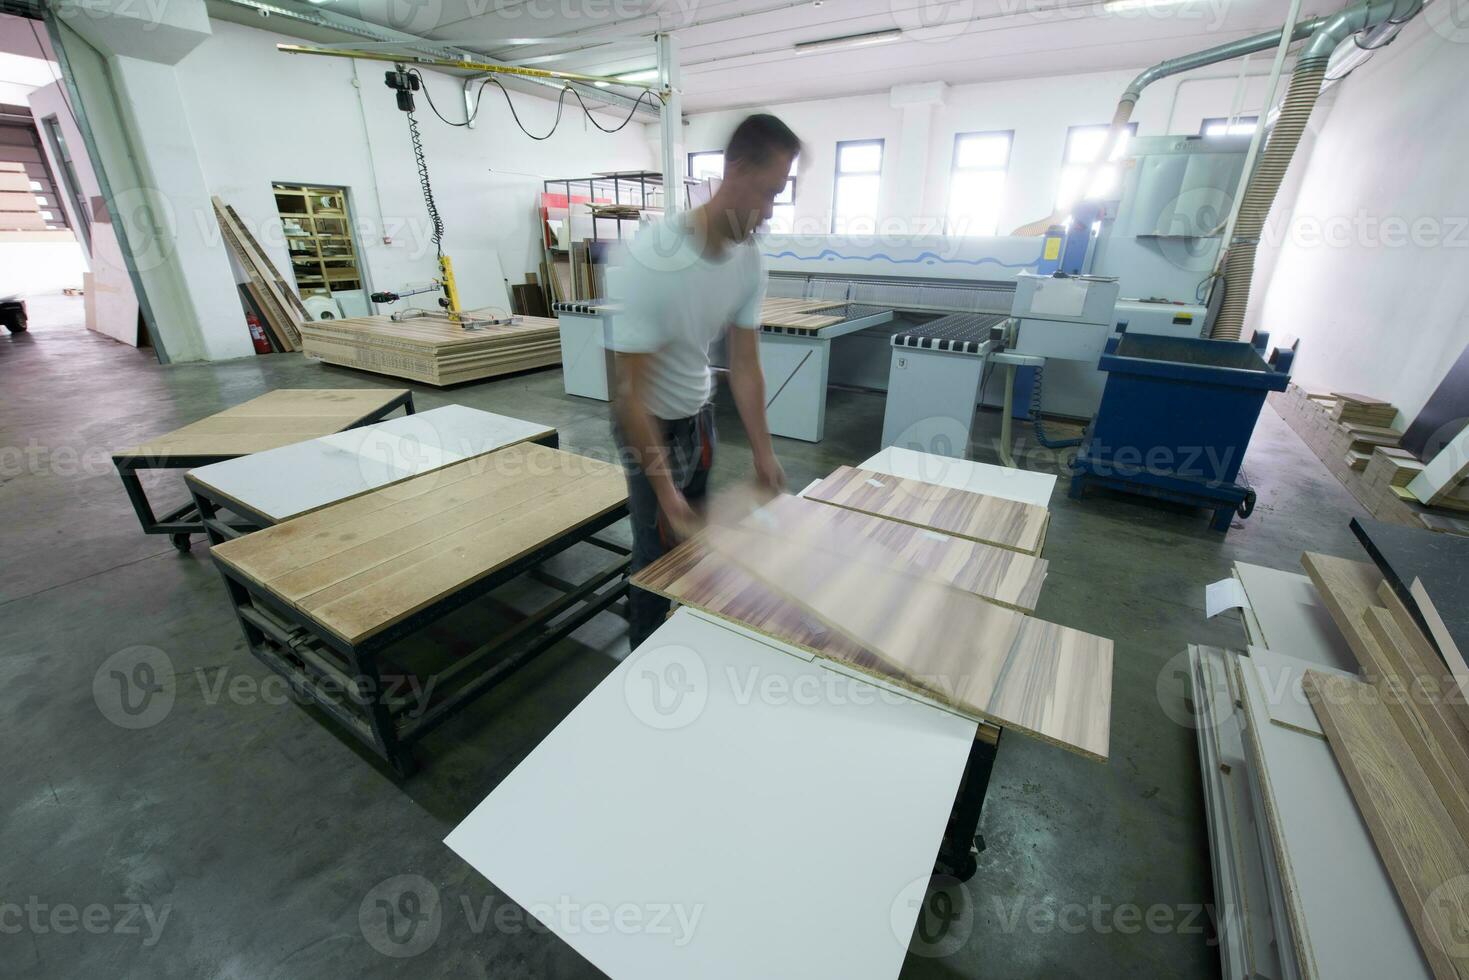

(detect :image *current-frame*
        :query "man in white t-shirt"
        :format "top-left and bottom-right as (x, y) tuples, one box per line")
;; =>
(609, 113), (800, 648)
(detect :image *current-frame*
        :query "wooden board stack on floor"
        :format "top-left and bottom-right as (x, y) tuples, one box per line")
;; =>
(1270, 384), (1469, 535)
(213, 197), (307, 352)
(1294, 550), (1469, 980)
(299, 313), (561, 386)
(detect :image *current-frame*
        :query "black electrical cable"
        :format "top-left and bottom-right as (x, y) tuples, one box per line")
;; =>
(403, 104), (444, 260)
(408, 67), (661, 139)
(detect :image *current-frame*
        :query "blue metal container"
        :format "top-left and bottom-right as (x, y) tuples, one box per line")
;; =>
(1069, 333), (1292, 532)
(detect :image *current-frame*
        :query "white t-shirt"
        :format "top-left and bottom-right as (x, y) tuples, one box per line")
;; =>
(607, 212), (766, 420)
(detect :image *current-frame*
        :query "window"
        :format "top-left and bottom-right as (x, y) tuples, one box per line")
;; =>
(1200, 116), (1259, 138)
(946, 131), (1012, 237)
(769, 156), (798, 234)
(688, 150), (724, 181)
(41, 116), (89, 250)
(1055, 123), (1138, 212)
(832, 139), (883, 233)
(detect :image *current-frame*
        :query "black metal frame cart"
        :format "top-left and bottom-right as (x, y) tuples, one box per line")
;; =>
(193, 440), (630, 777)
(112, 388), (414, 551)
(935, 724), (1002, 882)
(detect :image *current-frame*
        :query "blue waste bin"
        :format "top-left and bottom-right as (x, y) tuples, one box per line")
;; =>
(1069, 333), (1292, 532)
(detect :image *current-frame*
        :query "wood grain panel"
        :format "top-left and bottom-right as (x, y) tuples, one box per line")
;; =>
(638, 514), (1110, 760)
(1300, 551), (1383, 672)
(1304, 670), (1469, 980)
(117, 388), (408, 459)
(807, 465), (1049, 555)
(211, 443), (626, 644)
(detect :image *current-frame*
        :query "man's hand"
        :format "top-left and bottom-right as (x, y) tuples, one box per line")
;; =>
(753, 449), (786, 496)
(657, 486), (704, 541)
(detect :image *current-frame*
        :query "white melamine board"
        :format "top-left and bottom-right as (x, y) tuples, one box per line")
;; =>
(445, 608), (978, 980)
(187, 405), (553, 521)
(859, 445), (1056, 509)
(1246, 646), (1357, 741)
(1233, 563), (1356, 671)
(1234, 653), (1431, 980)
(1191, 647), (1287, 980)
(1408, 422), (1469, 504)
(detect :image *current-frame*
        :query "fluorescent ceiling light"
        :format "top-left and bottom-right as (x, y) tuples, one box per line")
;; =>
(1102, 0), (1197, 9)
(594, 81), (610, 88)
(615, 68), (659, 83)
(794, 29), (903, 54)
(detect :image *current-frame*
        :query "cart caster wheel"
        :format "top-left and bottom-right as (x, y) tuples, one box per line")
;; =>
(171, 533), (192, 553)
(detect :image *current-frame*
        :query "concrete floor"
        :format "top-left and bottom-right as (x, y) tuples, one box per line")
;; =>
(0, 294), (1370, 979)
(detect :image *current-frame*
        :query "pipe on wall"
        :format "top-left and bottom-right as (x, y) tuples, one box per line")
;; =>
(1210, 0), (1423, 340)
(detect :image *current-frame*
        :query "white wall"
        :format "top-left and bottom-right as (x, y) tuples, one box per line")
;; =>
(683, 65), (1275, 235)
(1246, 14), (1469, 424)
(28, 79), (141, 345)
(175, 19), (654, 314)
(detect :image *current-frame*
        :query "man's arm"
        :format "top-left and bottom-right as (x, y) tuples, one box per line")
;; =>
(614, 351), (699, 534)
(726, 325), (786, 493)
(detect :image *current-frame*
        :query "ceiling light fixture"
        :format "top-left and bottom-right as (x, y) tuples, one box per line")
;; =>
(1101, 0), (1198, 10)
(614, 68), (659, 83)
(793, 29), (903, 54)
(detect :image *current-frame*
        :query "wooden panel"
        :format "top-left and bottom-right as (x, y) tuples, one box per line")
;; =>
(1300, 552), (1383, 672)
(807, 465), (1049, 555)
(1304, 670), (1469, 980)
(1360, 606), (1469, 842)
(651, 516), (1111, 760)
(116, 388), (407, 460)
(211, 443), (626, 644)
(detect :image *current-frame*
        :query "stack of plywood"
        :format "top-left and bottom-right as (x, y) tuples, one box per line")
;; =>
(1331, 392), (1398, 428)
(1297, 552), (1469, 980)
(634, 466), (1112, 762)
(299, 312), (561, 386)
(1271, 384), (1469, 536)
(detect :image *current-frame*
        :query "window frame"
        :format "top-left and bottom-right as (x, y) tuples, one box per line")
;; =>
(831, 138), (885, 234)
(945, 129), (1014, 237)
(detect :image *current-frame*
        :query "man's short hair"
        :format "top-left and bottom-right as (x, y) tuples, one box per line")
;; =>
(725, 113), (801, 168)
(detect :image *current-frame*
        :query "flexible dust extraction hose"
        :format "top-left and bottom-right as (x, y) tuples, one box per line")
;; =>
(1210, 59), (1329, 340)
(1211, 0), (1420, 340)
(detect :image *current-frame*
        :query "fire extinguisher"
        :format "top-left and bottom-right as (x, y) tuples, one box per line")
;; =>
(246, 312), (272, 355)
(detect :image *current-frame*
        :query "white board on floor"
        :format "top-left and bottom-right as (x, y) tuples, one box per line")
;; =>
(1235, 654), (1431, 980)
(444, 608), (977, 980)
(1233, 562), (1356, 672)
(859, 445), (1056, 509)
(1246, 645), (1356, 740)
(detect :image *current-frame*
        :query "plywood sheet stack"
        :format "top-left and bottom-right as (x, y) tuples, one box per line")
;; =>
(1270, 385), (1469, 536)
(1192, 552), (1469, 980)
(1296, 552), (1469, 980)
(633, 466), (1113, 762)
(300, 313), (562, 386)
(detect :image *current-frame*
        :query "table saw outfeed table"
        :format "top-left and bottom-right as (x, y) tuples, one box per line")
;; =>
(184, 404), (557, 537)
(201, 441), (629, 776)
(112, 387), (414, 551)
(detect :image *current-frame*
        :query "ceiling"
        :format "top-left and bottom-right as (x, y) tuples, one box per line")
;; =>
(312, 0), (1341, 112)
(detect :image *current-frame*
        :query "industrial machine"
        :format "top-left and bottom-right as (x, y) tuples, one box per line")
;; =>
(755, 132), (1252, 461)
